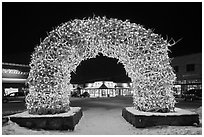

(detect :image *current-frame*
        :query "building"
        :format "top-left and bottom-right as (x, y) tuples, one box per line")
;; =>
(171, 53), (202, 95)
(2, 62), (30, 96)
(80, 81), (133, 97)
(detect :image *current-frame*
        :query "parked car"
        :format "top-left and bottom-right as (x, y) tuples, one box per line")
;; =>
(173, 92), (181, 98)
(80, 92), (90, 98)
(71, 91), (80, 97)
(182, 89), (202, 101)
(3, 92), (26, 103)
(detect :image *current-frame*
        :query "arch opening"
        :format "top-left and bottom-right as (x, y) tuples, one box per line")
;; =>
(26, 17), (176, 115)
(70, 53), (132, 98)
(70, 53), (131, 84)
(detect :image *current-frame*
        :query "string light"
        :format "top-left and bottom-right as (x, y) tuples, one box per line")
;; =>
(2, 69), (29, 75)
(26, 16), (176, 114)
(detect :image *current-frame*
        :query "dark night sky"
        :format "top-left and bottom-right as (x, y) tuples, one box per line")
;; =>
(2, 2), (202, 83)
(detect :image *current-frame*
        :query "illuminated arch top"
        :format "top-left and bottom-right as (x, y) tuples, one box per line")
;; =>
(26, 17), (176, 115)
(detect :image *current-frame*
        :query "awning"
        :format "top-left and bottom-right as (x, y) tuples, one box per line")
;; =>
(2, 78), (27, 83)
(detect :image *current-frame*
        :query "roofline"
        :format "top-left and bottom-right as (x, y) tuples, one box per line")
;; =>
(2, 62), (30, 68)
(2, 78), (27, 83)
(172, 52), (202, 58)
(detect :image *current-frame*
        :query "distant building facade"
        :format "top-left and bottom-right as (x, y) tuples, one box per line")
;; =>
(2, 62), (30, 96)
(171, 53), (202, 95)
(80, 81), (133, 97)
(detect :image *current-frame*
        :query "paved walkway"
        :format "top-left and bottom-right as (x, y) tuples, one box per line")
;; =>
(73, 108), (135, 134)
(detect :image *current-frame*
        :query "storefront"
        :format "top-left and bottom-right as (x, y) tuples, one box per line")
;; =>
(174, 79), (202, 95)
(81, 81), (132, 97)
(2, 63), (30, 96)
(172, 53), (202, 95)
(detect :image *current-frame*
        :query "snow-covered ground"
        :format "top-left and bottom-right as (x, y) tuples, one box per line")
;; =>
(2, 97), (202, 135)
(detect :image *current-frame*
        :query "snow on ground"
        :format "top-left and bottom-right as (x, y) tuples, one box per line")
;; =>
(2, 97), (202, 135)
